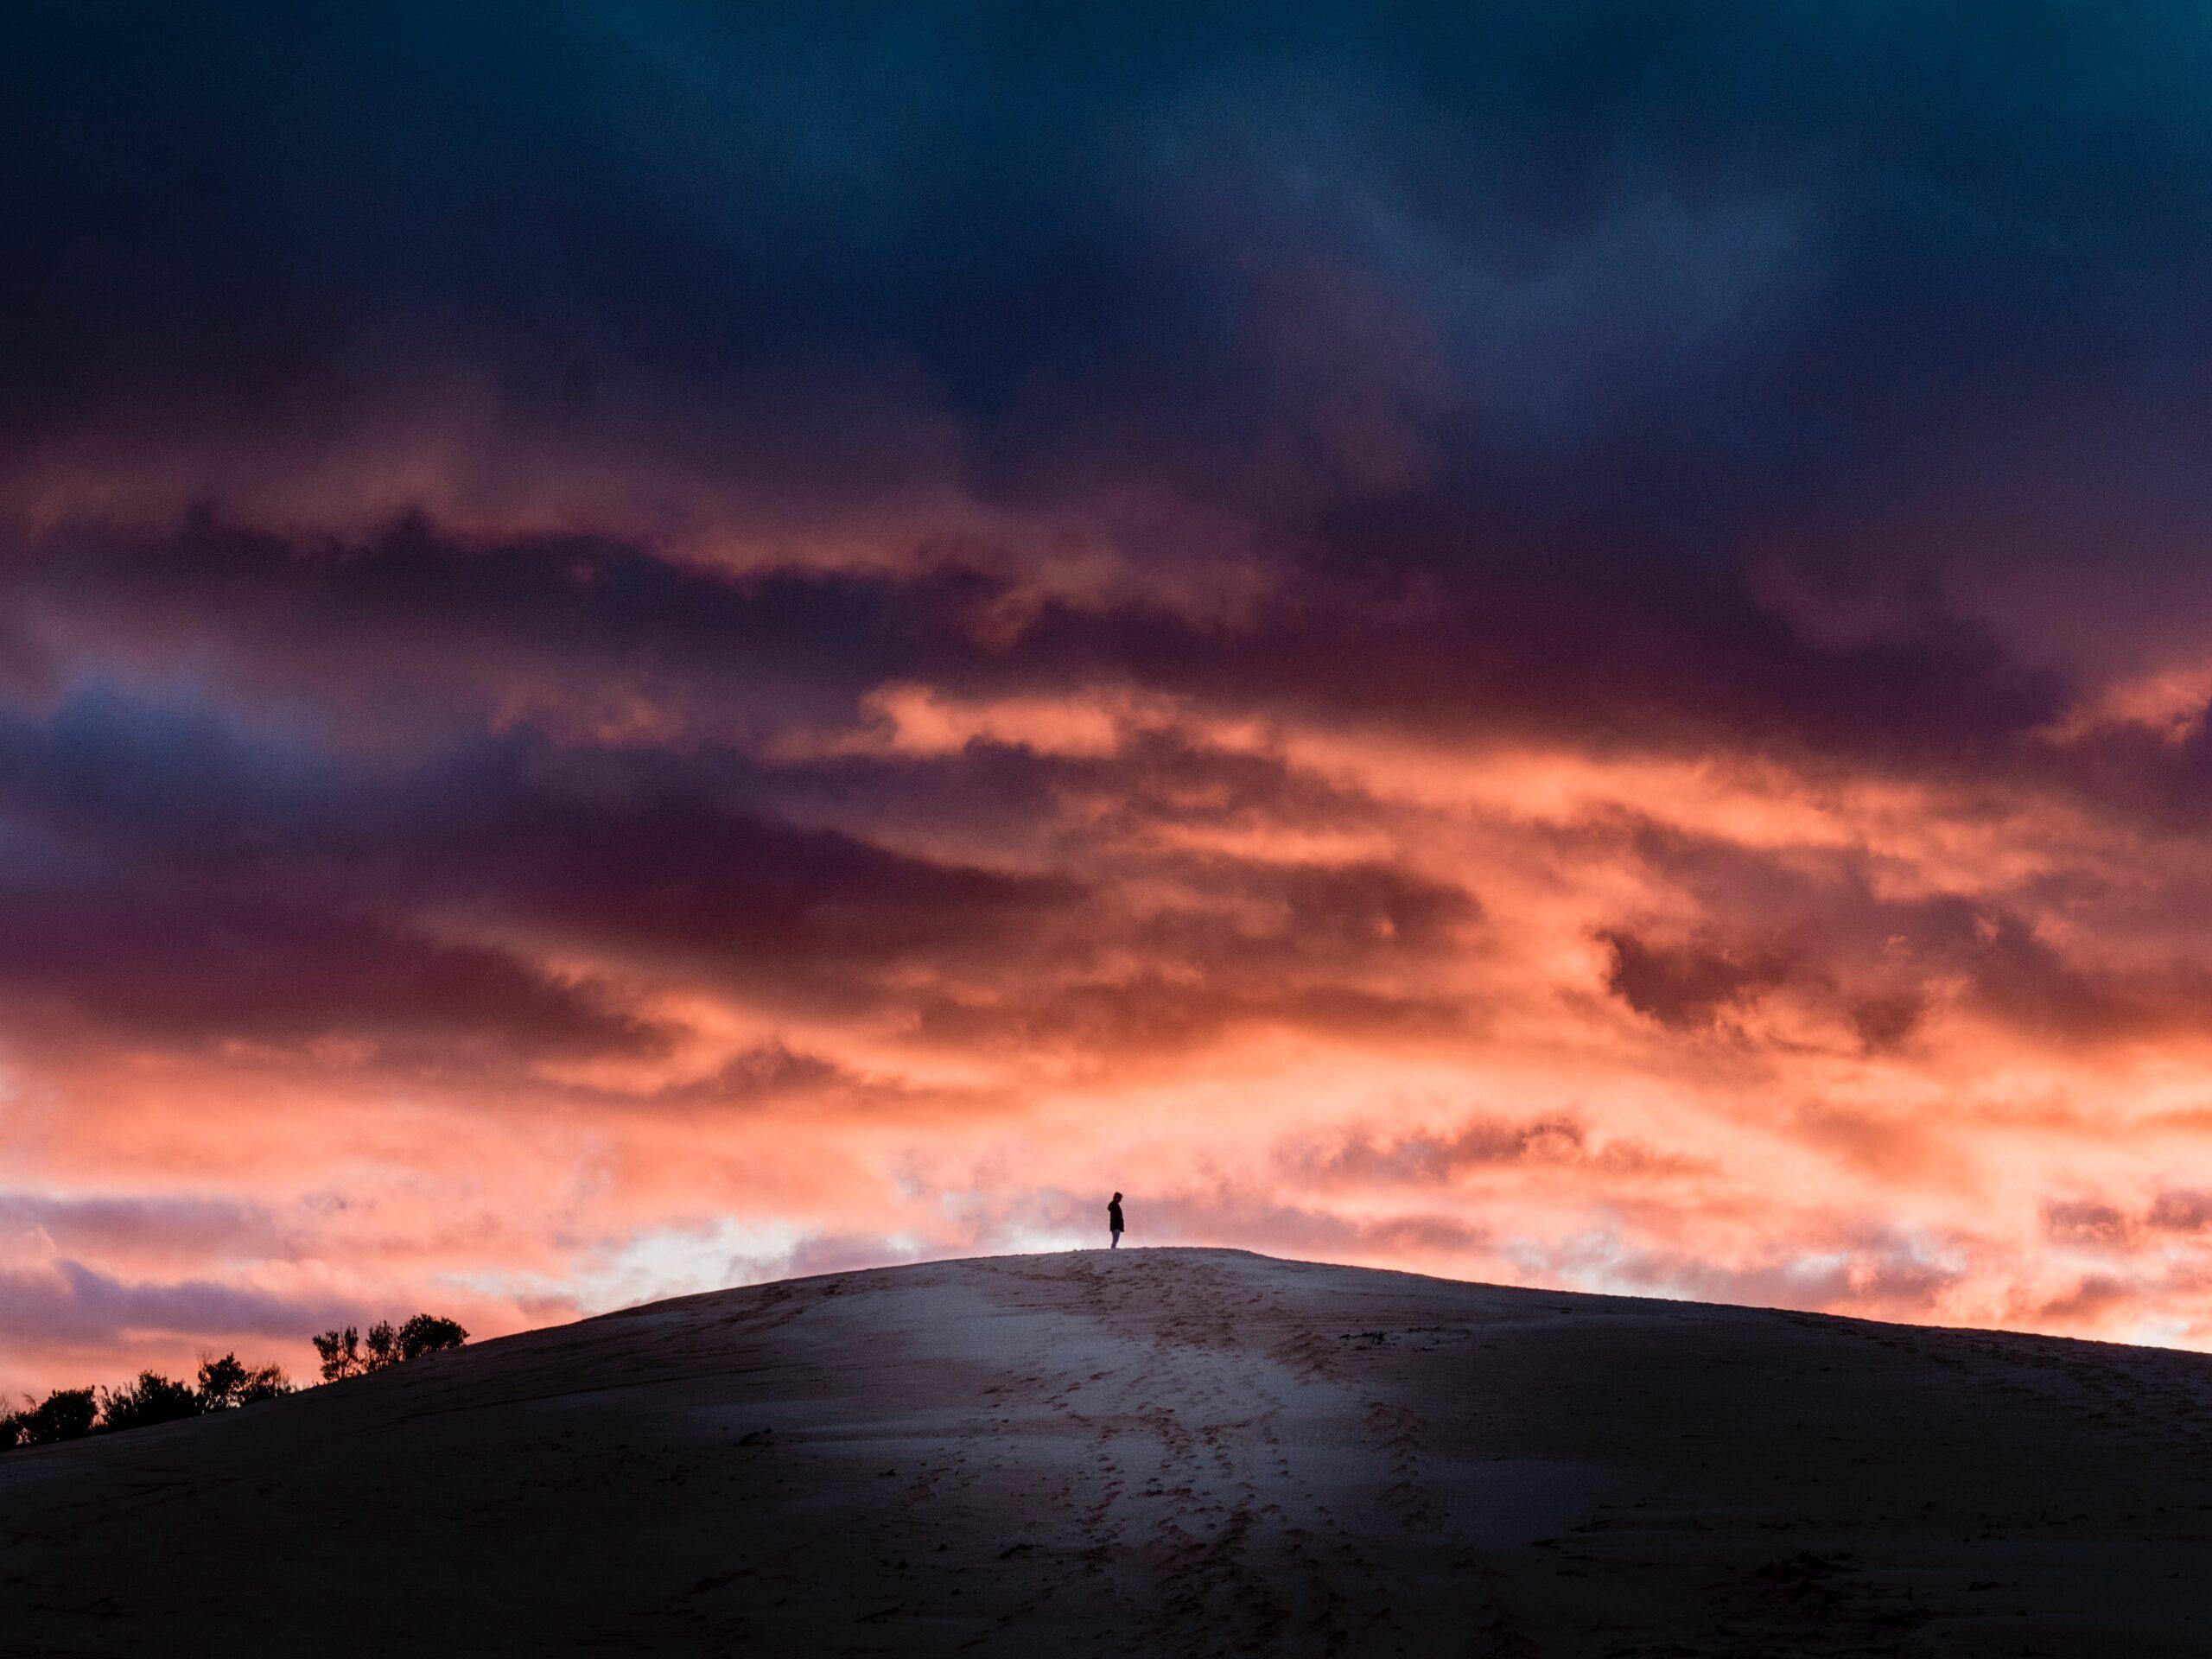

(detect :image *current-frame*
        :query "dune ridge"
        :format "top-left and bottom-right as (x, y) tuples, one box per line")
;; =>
(6, 1247), (2211, 1656)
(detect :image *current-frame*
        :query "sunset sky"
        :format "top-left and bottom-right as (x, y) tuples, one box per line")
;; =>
(11, 3), (2212, 1395)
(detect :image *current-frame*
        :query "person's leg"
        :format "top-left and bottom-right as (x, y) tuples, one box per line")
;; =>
(1110, 1230), (1120, 1249)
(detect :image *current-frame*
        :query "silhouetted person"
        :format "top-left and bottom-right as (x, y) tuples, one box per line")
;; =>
(1108, 1192), (1124, 1249)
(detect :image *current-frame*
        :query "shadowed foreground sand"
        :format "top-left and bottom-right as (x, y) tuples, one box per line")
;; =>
(6, 1247), (2212, 1656)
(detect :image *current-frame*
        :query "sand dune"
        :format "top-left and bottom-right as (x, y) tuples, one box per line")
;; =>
(6, 1247), (2211, 1656)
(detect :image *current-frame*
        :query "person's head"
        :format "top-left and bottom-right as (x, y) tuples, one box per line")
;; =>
(1112, 1192), (1122, 1202)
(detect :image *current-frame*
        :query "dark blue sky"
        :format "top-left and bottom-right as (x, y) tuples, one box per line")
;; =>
(15, 2), (2212, 617)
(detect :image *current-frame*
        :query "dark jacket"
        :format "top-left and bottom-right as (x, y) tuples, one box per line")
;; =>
(1108, 1200), (1124, 1232)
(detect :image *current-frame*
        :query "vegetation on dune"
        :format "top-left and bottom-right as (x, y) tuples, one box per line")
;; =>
(311, 1313), (468, 1380)
(96, 1370), (204, 1432)
(3, 1314), (469, 1451)
(3, 1386), (96, 1447)
(195, 1351), (292, 1409)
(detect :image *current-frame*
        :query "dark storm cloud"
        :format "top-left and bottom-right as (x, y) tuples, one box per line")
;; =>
(0, 511), (2147, 1078)
(7, 514), (2071, 778)
(0, 688), (1084, 1048)
(1594, 823), (2212, 1051)
(0, 874), (664, 1058)
(0, 520), (2174, 1078)
(2032, 711), (2212, 827)
(0, 667), (1510, 1067)
(12, 0), (2212, 594)
(10, 516), (986, 741)
(987, 565), (2067, 770)
(0, 694), (664, 1058)
(395, 741), (1082, 985)
(1599, 928), (1792, 1032)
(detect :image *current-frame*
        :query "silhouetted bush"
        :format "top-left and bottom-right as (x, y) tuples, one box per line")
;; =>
(1, 1316), (459, 1452)
(14, 1387), (98, 1446)
(99, 1371), (202, 1432)
(312, 1325), (366, 1380)
(364, 1319), (402, 1370)
(196, 1352), (290, 1409)
(398, 1313), (468, 1359)
(0, 1353), (294, 1453)
(312, 1313), (468, 1381)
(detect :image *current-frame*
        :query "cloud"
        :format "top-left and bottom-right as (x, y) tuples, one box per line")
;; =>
(11, 2), (2212, 573)
(2146, 1191), (2212, 1234)
(1599, 929), (1791, 1032)
(0, 1192), (281, 1262)
(15, 3), (2212, 1389)
(2043, 1199), (2134, 1248)
(1554, 1230), (1970, 1323)
(1288, 1110), (1697, 1186)
(6, 515), (2073, 783)
(0, 874), (665, 1062)
(0, 1257), (343, 1348)
(2044, 1189), (2212, 1249)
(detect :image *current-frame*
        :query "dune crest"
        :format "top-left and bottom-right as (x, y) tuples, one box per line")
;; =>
(6, 1247), (2211, 1656)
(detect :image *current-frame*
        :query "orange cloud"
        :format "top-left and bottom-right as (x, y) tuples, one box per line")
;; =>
(4, 516), (2212, 1395)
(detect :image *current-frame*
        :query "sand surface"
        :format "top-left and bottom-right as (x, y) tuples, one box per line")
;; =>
(6, 1247), (2212, 1656)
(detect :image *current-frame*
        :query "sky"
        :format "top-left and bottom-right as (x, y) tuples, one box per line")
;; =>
(10, 2), (2212, 1394)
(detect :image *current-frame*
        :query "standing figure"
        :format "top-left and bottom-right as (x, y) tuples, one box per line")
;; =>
(1108, 1192), (1124, 1249)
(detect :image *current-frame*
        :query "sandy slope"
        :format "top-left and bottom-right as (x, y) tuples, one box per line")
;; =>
(5, 1248), (2212, 1656)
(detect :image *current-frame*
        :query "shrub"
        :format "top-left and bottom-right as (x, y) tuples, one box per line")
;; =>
(238, 1364), (289, 1403)
(313, 1313), (467, 1380)
(99, 1371), (201, 1433)
(197, 1353), (290, 1410)
(16, 1387), (98, 1446)
(364, 1319), (402, 1370)
(0, 1357), (292, 1451)
(397, 1313), (468, 1360)
(311, 1325), (365, 1382)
